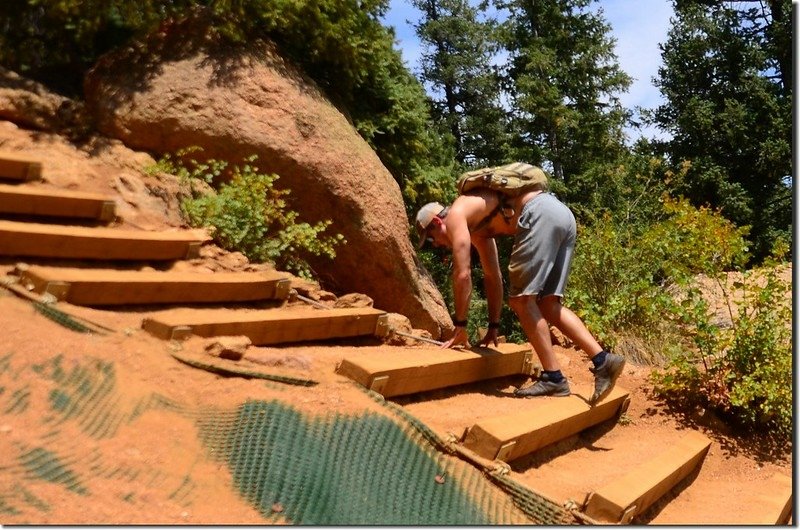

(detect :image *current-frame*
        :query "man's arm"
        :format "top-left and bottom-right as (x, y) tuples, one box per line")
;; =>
(473, 236), (502, 322)
(472, 235), (503, 346)
(443, 205), (473, 348)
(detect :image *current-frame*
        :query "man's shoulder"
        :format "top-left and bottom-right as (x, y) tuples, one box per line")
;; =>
(453, 190), (497, 211)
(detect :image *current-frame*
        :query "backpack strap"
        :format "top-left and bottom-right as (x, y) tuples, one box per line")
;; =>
(471, 195), (515, 233)
(472, 203), (502, 232)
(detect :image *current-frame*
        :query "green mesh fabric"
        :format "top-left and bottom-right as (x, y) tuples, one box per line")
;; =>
(0, 353), (577, 525)
(200, 400), (504, 524)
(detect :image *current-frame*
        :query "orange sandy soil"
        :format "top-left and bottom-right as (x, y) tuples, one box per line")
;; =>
(0, 262), (791, 525)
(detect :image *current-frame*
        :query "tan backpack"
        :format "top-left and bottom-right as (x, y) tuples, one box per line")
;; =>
(457, 163), (549, 228)
(457, 162), (548, 197)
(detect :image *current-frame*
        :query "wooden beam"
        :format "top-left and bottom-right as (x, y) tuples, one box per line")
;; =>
(142, 306), (388, 344)
(583, 430), (711, 524)
(0, 220), (209, 260)
(0, 153), (42, 181)
(748, 473), (793, 525)
(462, 384), (630, 462)
(14, 265), (292, 305)
(336, 343), (539, 398)
(0, 184), (116, 222)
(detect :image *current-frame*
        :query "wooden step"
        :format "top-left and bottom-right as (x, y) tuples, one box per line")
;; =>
(13, 264), (292, 306)
(336, 343), (539, 398)
(583, 430), (711, 524)
(142, 306), (388, 344)
(0, 184), (116, 222)
(461, 384), (630, 462)
(0, 153), (42, 181)
(0, 220), (209, 260)
(747, 473), (792, 525)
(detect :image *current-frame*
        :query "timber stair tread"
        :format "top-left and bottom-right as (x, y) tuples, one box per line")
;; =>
(0, 152), (43, 182)
(583, 430), (711, 524)
(0, 219), (210, 260)
(336, 343), (540, 398)
(12, 264), (292, 306)
(461, 384), (630, 463)
(0, 184), (116, 222)
(142, 306), (389, 345)
(742, 472), (792, 525)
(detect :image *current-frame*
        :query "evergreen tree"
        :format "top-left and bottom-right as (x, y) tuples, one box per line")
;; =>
(651, 0), (792, 261)
(411, 0), (511, 167)
(494, 0), (631, 185)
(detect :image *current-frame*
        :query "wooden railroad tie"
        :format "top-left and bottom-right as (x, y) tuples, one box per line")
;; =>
(582, 430), (711, 524)
(0, 152), (43, 181)
(461, 384), (630, 463)
(142, 306), (388, 345)
(336, 343), (539, 398)
(13, 264), (292, 306)
(0, 184), (116, 222)
(0, 220), (210, 260)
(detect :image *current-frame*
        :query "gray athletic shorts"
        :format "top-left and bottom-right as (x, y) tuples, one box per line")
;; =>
(508, 193), (576, 299)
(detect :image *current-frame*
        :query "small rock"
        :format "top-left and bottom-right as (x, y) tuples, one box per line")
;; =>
(334, 293), (374, 308)
(204, 335), (252, 361)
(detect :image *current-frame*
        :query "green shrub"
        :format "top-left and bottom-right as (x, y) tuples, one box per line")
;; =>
(567, 195), (749, 364)
(650, 244), (792, 438)
(152, 151), (344, 279)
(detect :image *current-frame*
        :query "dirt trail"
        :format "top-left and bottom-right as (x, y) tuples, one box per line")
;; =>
(0, 272), (791, 524)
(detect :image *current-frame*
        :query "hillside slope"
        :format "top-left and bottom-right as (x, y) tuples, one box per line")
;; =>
(0, 120), (792, 524)
(0, 279), (791, 524)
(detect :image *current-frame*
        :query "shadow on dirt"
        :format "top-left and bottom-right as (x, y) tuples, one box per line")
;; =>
(641, 386), (791, 465)
(507, 414), (621, 473)
(631, 463), (704, 524)
(389, 374), (531, 406)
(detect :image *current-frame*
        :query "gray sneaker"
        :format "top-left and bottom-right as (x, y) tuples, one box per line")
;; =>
(590, 352), (625, 403)
(514, 373), (571, 398)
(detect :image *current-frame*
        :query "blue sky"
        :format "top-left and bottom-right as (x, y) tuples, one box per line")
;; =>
(380, 0), (675, 142)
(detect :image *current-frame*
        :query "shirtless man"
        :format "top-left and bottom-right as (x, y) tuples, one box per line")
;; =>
(415, 183), (625, 403)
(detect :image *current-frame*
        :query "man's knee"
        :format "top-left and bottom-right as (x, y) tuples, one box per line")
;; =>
(537, 295), (563, 322)
(509, 295), (543, 319)
(508, 295), (528, 313)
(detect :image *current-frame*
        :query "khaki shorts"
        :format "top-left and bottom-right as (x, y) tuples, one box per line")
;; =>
(507, 193), (576, 299)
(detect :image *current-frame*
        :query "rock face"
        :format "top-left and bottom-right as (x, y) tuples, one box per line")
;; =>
(83, 22), (450, 336)
(0, 67), (89, 136)
(0, 67), (69, 131)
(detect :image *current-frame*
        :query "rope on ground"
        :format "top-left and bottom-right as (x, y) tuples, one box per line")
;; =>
(1, 275), (113, 335)
(169, 350), (318, 387)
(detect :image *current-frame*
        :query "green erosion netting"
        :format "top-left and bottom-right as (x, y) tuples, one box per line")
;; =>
(0, 352), (577, 525)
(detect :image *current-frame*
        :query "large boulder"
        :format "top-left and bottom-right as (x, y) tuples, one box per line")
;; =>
(0, 67), (89, 136)
(83, 21), (450, 336)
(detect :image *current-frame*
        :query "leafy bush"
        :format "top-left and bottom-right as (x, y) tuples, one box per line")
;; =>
(153, 150), (343, 279)
(567, 195), (749, 363)
(650, 243), (792, 438)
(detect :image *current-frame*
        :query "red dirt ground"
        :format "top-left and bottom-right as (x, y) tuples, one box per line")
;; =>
(0, 264), (792, 524)
(0, 123), (792, 524)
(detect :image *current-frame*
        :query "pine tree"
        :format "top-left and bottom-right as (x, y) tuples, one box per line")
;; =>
(495, 0), (631, 183)
(652, 0), (792, 261)
(412, 0), (511, 166)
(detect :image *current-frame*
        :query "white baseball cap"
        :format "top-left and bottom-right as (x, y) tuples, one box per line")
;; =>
(415, 202), (445, 249)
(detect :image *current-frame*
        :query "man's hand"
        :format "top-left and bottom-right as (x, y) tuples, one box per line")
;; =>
(441, 326), (470, 349)
(478, 328), (499, 347)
